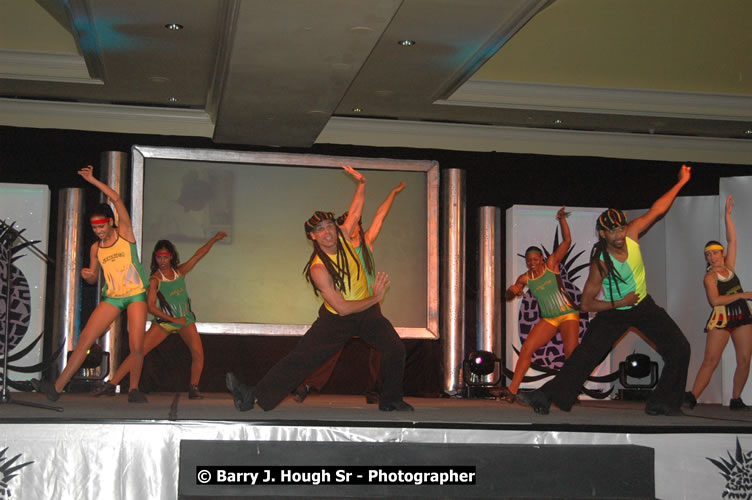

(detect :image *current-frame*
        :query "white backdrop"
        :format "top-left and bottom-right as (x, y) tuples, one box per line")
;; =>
(0, 183), (49, 383)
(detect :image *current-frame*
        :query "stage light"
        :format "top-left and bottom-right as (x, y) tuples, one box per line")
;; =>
(81, 344), (103, 369)
(462, 351), (501, 399)
(619, 353), (658, 390)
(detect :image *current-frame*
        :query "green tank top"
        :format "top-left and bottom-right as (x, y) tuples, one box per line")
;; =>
(154, 270), (196, 328)
(354, 243), (376, 295)
(527, 268), (577, 318)
(600, 237), (647, 310)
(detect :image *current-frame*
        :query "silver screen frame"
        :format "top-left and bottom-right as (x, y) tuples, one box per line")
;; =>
(131, 145), (439, 339)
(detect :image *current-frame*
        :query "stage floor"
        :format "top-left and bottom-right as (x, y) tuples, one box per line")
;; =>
(4, 391), (752, 432)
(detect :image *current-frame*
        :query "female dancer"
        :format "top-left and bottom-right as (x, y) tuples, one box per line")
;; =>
(93, 232), (227, 399)
(32, 165), (149, 403)
(686, 195), (752, 410)
(502, 207), (579, 401)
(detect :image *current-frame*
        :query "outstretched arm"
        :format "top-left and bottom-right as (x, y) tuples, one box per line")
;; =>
(626, 164), (691, 241)
(546, 207), (572, 270)
(78, 165), (136, 242)
(724, 195), (738, 270)
(364, 181), (405, 246)
(310, 264), (388, 316)
(178, 232), (227, 275)
(340, 165), (366, 241)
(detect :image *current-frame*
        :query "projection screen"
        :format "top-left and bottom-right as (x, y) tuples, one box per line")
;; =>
(131, 146), (439, 338)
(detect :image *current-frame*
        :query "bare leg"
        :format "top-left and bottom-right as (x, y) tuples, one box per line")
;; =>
(508, 320), (558, 394)
(55, 302), (122, 393)
(176, 323), (204, 386)
(109, 322), (169, 386)
(690, 328), (730, 398)
(730, 324), (752, 399)
(559, 319), (580, 358)
(125, 300), (148, 392)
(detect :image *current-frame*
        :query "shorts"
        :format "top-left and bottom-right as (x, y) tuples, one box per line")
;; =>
(101, 292), (147, 310)
(542, 311), (580, 328)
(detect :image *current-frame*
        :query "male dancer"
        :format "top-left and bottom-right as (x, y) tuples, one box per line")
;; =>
(517, 164), (692, 416)
(226, 167), (412, 412)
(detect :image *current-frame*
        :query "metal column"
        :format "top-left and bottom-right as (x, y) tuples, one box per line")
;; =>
(477, 206), (502, 385)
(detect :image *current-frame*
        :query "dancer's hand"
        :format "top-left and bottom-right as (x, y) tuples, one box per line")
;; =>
(343, 165), (366, 184)
(81, 268), (96, 281)
(371, 271), (391, 300)
(726, 195), (734, 216)
(556, 206), (570, 219)
(173, 316), (187, 326)
(213, 231), (228, 241)
(618, 291), (639, 308)
(77, 165), (96, 184)
(678, 164), (692, 184)
(393, 181), (406, 194)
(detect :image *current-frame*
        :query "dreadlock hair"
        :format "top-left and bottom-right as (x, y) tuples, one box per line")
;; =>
(591, 208), (629, 306)
(303, 224), (362, 296)
(89, 203), (117, 228)
(150, 240), (180, 275)
(337, 211), (374, 275)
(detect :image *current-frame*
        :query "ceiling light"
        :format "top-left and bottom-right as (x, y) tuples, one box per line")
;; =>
(745, 129), (752, 135)
(554, 119), (563, 125)
(398, 39), (415, 46)
(168, 97), (178, 103)
(352, 107), (362, 113)
(165, 23), (183, 31)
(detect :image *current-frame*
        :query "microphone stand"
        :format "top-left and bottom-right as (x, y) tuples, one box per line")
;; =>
(1, 219), (62, 411)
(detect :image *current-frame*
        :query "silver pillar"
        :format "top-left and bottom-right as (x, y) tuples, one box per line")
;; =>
(99, 151), (129, 375)
(477, 206), (502, 385)
(51, 188), (85, 377)
(440, 168), (465, 395)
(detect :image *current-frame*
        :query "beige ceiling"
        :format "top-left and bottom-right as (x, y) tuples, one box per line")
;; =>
(1, 0), (751, 161)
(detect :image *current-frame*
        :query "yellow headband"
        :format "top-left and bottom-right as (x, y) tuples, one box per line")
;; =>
(704, 243), (724, 253)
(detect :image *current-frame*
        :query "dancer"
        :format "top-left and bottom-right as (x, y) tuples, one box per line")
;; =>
(502, 207), (579, 401)
(226, 166), (412, 412)
(686, 195), (752, 410)
(517, 165), (692, 416)
(293, 180), (406, 404)
(92, 232), (227, 399)
(32, 165), (149, 403)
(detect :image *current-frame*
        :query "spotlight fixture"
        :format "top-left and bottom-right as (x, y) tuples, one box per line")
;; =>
(619, 353), (658, 389)
(165, 23), (183, 30)
(168, 97), (179, 104)
(352, 107), (362, 113)
(398, 39), (415, 46)
(462, 350), (501, 399)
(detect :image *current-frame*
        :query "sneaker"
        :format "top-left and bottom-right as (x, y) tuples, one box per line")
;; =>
(225, 372), (255, 411)
(683, 391), (697, 410)
(188, 384), (204, 400)
(92, 382), (116, 397)
(128, 389), (148, 403)
(730, 398), (751, 411)
(30, 378), (60, 402)
(378, 400), (414, 411)
(292, 384), (310, 403)
(364, 391), (379, 405)
(516, 389), (551, 415)
(645, 401), (683, 416)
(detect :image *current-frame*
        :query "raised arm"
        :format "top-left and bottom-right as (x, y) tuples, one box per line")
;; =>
(546, 207), (572, 270)
(724, 195), (738, 270)
(78, 165), (135, 241)
(626, 164), (691, 241)
(340, 165), (366, 240)
(178, 232), (227, 275)
(80, 242), (100, 285)
(310, 264), (388, 316)
(579, 260), (639, 312)
(364, 181), (405, 246)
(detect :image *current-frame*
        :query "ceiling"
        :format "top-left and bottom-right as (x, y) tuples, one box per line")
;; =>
(1, 0), (751, 162)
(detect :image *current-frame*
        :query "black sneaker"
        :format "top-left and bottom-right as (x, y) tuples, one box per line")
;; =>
(128, 389), (148, 403)
(31, 378), (60, 402)
(683, 391), (697, 410)
(378, 400), (414, 411)
(645, 401), (683, 416)
(188, 384), (204, 400)
(92, 382), (116, 397)
(730, 398), (751, 411)
(225, 372), (255, 411)
(516, 389), (551, 415)
(292, 384), (310, 403)
(364, 391), (379, 405)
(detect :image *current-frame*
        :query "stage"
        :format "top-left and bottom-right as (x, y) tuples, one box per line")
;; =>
(2, 392), (752, 499)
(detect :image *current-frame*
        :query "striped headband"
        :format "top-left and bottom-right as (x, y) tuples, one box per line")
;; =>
(304, 211), (336, 234)
(597, 209), (628, 231)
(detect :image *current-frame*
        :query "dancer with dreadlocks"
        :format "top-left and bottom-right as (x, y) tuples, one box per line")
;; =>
(293, 180), (406, 405)
(226, 166), (412, 412)
(517, 164), (692, 416)
(686, 195), (752, 411)
(92, 232), (227, 400)
(501, 207), (579, 402)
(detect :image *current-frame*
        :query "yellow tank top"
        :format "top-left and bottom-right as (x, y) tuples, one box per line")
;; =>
(312, 236), (369, 314)
(97, 235), (148, 298)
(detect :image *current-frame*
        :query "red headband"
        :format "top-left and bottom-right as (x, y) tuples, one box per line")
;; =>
(155, 250), (172, 256)
(90, 218), (110, 225)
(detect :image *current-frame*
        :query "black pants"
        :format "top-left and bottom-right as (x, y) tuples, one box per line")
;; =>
(541, 295), (690, 411)
(254, 304), (405, 410)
